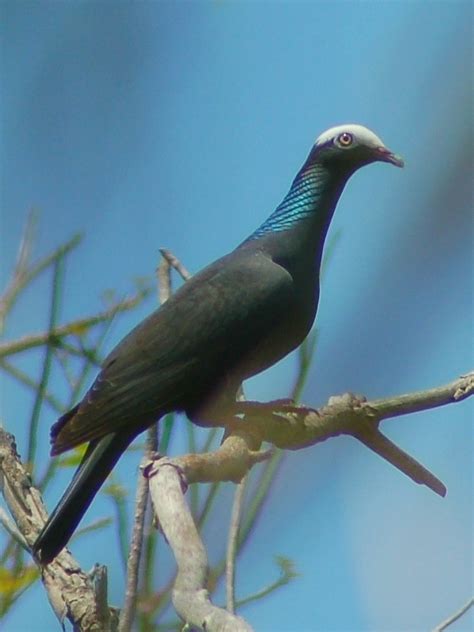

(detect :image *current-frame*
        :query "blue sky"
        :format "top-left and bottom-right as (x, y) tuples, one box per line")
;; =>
(1, 2), (472, 631)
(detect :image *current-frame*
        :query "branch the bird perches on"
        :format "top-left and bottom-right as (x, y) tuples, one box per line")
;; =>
(1, 372), (471, 631)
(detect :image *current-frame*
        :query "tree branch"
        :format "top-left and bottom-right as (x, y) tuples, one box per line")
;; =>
(0, 428), (116, 631)
(432, 596), (474, 631)
(3, 370), (471, 629)
(146, 458), (254, 632)
(119, 250), (176, 630)
(226, 478), (247, 614)
(238, 372), (474, 497)
(159, 248), (191, 281)
(0, 290), (150, 359)
(118, 428), (158, 632)
(141, 372), (471, 629)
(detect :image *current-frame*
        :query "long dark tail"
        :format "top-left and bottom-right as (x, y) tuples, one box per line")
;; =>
(33, 432), (134, 564)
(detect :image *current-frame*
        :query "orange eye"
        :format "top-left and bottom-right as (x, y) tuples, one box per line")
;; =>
(338, 132), (353, 147)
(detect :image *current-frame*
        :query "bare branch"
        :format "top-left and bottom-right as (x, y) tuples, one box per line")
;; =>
(27, 257), (64, 468)
(0, 428), (116, 631)
(4, 368), (469, 628)
(236, 556), (298, 609)
(0, 507), (29, 551)
(146, 459), (254, 632)
(225, 387), (249, 614)
(157, 255), (172, 305)
(237, 372), (474, 497)
(160, 436), (272, 486)
(119, 251), (170, 631)
(432, 596), (474, 631)
(0, 211), (37, 333)
(226, 478), (247, 614)
(141, 371), (472, 628)
(118, 429), (158, 632)
(159, 248), (191, 281)
(14, 210), (37, 276)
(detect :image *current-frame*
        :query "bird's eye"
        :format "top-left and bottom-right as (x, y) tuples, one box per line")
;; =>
(337, 132), (353, 147)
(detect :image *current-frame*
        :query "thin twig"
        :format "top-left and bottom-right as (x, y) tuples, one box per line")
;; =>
(0, 289), (150, 359)
(14, 210), (37, 275)
(240, 450), (283, 542)
(236, 556), (298, 609)
(122, 252), (174, 631)
(157, 254), (171, 305)
(369, 372), (474, 415)
(0, 211), (37, 333)
(37, 319), (116, 492)
(117, 471), (149, 632)
(0, 508), (29, 551)
(26, 257), (64, 470)
(208, 449), (284, 590)
(432, 596), (474, 631)
(139, 504), (159, 629)
(140, 249), (191, 625)
(197, 480), (221, 529)
(225, 387), (248, 614)
(226, 478), (247, 614)
(0, 231), (81, 333)
(107, 482), (130, 574)
(159, 249), (191, 281)
(291, 333), (318, 402)
(119, 427), (158, 632)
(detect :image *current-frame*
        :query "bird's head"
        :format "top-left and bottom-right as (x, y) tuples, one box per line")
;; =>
(313, 124), (404, 172)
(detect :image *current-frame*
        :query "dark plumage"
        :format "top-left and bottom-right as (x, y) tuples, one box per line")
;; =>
(33, 124), (403, 563)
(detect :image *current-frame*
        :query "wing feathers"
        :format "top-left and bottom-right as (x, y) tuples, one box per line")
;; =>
(51, 251), (295, 453)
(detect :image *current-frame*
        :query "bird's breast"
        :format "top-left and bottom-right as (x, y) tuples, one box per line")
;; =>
(238, 276), (319, 381)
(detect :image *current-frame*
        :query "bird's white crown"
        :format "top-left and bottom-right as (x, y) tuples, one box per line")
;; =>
(315, 124), (385, 149)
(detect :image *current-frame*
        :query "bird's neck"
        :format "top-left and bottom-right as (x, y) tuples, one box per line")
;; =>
(243, 151), (351, 268)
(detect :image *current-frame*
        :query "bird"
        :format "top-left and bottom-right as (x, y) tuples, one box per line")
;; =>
(33, 124), (403, 564)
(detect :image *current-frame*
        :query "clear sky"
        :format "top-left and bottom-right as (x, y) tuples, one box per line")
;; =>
(1, 2), (473, 631)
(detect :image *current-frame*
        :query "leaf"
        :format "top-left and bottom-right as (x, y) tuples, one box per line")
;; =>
(58, 445), (87, 468)
(67, 321), (92, 336)
(0, 566), (38, 595)
(274, 555), (300, 581)
(103, 481), (128, 501)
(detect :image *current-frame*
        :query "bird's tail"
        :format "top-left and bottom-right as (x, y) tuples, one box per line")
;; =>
(33, 432), (134, 564)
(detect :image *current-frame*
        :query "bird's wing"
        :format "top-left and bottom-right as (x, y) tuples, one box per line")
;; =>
(51, 250), (296, 452)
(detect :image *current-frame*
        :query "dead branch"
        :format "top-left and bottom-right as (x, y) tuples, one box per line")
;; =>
(0, 428), (117, 632)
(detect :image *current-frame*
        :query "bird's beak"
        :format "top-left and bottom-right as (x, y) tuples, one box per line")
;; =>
(374, 146), (404, 168)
